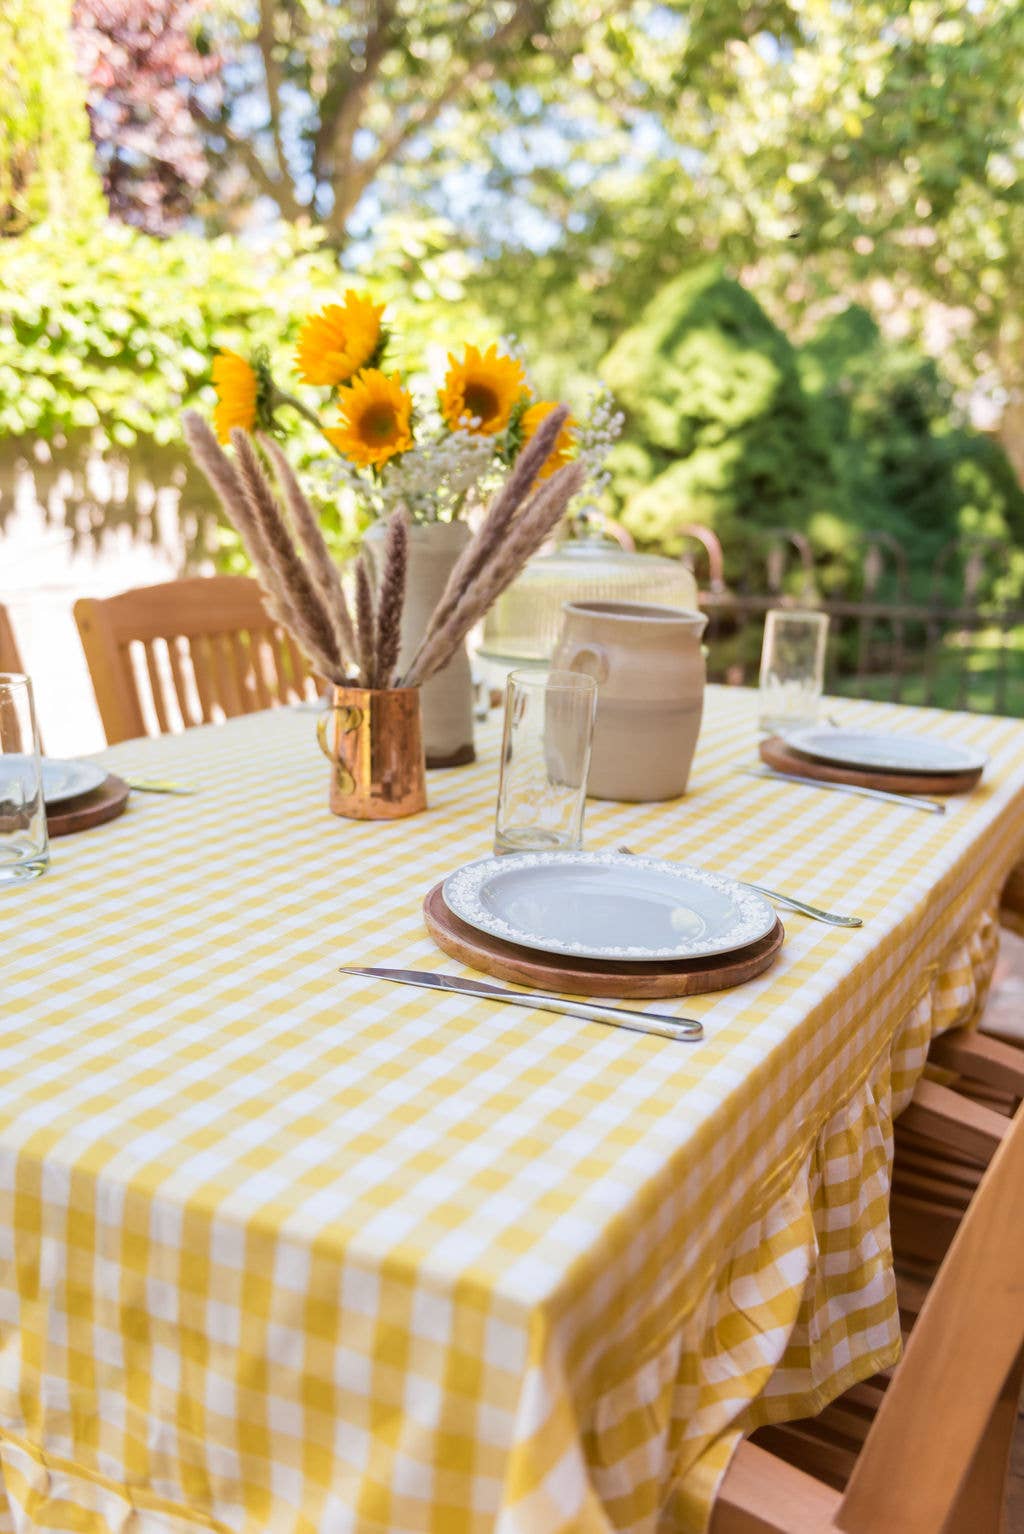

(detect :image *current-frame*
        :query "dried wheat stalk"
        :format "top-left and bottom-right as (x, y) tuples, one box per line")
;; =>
(183, 413), (333, 671)
(354, 556), (378, 688)
(260, 434), (359, 665)
(402, 459), (585, 687)
(374, 511), (409, 688)
(426, 405), (569, 646)
(230, 430), (344, 679)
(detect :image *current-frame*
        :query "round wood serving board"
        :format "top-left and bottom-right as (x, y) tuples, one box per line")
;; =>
(47, 774), (131, 837)
(760, 736), (981, 796)
(423, 882), (784, 998)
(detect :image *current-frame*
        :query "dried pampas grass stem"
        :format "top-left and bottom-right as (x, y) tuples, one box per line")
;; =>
(426, 405), (569, 647)
(374, 511), (409, 689)
(260, 434), (358, 665)
(230, 430), (343, 678)
(402, 458), (585, 688)
(355, 557), (378, 688)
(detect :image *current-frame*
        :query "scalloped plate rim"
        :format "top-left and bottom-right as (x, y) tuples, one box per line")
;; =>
(441, 851), (777, 962)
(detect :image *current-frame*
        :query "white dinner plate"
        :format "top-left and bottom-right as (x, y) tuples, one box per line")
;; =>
(0, 756), (107, 807)
(442, 851), (777, 962)
(782, 727), (987, 776)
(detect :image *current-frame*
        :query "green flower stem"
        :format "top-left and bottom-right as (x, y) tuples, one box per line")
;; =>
(271, 388), (347, 459)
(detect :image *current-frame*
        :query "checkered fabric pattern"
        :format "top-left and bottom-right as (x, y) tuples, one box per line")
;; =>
(1, 686), (1022, 1534)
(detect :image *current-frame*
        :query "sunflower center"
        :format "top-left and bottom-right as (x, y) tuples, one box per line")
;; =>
(464, 383), (499, 423)
(361, 406), (398, 441)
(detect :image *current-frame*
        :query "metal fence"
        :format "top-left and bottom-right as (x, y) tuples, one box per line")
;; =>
(676, 524), (1024, 717)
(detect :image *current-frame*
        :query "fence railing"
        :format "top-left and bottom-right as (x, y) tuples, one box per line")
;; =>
(676, 525), (1024, 717)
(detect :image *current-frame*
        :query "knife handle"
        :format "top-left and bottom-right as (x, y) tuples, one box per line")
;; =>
(509, 991), (702, 1041)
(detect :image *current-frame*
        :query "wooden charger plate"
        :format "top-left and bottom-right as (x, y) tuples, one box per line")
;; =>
(423, 882), (784, 999)
(760, 736), (982, 796)
(47, 774), (131, 837)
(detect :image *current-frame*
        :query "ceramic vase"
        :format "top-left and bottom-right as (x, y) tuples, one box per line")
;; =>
(552, 600), (707, 801)
(363, 518), (475, 768)
(316, 685), (427, 820)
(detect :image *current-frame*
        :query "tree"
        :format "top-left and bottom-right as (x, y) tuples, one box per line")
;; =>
(0, 0), (103, 235)
(89, 0), (791, 243)
(72, 0), (222, 235)
(471, 1), (1024, 462)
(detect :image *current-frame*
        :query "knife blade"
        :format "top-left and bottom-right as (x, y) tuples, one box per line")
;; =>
(742, 766), (946, 815)
(339, 965), (703, 1041)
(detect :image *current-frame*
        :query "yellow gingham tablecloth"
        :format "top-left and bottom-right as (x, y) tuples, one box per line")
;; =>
(1, 686), (1023, 1534)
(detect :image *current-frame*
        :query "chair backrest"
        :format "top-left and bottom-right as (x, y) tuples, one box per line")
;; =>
(835, 1098), (1024, 1533)
(74, 575), (320, 744)
(0, 603), (25, 674)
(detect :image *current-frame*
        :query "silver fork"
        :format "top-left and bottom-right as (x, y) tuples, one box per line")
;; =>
(616, 847), (862, 928)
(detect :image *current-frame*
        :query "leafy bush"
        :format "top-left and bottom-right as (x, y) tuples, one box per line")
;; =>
(601, 265), (843, 570)
(602, 268), (1024, 607)
(0, 215), (495, 560)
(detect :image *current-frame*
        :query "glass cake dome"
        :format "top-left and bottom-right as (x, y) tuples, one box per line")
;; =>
(479, 520), (700, 665)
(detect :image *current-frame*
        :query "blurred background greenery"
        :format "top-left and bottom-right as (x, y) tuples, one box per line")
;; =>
(3, 0), (1024, 718)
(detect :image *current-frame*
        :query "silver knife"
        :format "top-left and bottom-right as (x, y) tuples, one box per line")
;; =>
(339, 965), (703, 1041)
(742, 766), (946, 815)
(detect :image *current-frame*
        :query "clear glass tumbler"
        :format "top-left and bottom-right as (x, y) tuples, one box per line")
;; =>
(0, 673), (49, 884)
(494, 669), (597, 855)
(758, 609), (830, 734)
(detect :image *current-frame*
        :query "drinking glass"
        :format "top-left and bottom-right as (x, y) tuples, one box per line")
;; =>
(0, 673), (48, 884)
(494, 669), (597, 855)
(758, 609), (829, 733)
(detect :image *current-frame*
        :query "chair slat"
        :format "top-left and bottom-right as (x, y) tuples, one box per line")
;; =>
(0, 604), (25, 674)
(212, 634), (241, 718)
(167, 637), (198, 729)
(189, 634), (218, 723)
(267, 628), (292, 704)
(248, 631), (275, 711)
(229, 631), (259, 713)
(142, 641), (172, 735)
(284, 635), (308, 703)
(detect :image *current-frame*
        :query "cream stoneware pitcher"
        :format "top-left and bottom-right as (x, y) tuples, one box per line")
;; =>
(552, 600), (707, 801)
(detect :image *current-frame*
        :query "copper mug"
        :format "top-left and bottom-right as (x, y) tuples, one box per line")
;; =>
(316, 685), (427, 820)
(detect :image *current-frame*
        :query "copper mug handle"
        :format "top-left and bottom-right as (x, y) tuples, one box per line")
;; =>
(316, 704), (364, 759)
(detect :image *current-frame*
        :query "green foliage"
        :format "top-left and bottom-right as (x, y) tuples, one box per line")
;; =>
(602, 265), (840, 562)
(0, 0), (102, 234)
(602, 270), (1024, 612)
(0, 214), (499, 560)
(798, 307), (1024, 602)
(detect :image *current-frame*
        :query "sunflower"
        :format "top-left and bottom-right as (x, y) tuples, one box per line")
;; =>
(518, 400), (576, 479)
(326, 369), (414, 469)
(294, 292), (386, 388)
(212, 350), (259, 443)
(439, 344), (526, 436)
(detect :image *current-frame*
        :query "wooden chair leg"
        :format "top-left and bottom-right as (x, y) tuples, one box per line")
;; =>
(944, 1348), (1024, 1532)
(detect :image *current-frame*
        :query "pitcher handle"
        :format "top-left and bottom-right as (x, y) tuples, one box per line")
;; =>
(562, 643), (610, 685)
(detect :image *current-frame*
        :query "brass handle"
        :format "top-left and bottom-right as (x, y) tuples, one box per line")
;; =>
(316, 705), (363, 759)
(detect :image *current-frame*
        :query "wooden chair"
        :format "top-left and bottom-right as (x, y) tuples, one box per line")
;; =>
(0, 603), (25, 674)
(74, 576), (321, 744)
(710, 1099), (1024, 1533)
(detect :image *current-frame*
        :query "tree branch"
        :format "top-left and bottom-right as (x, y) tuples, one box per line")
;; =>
(257, 0), (290, 189)
(190, 100), (308, 222)
(323, 0), (546, 236)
